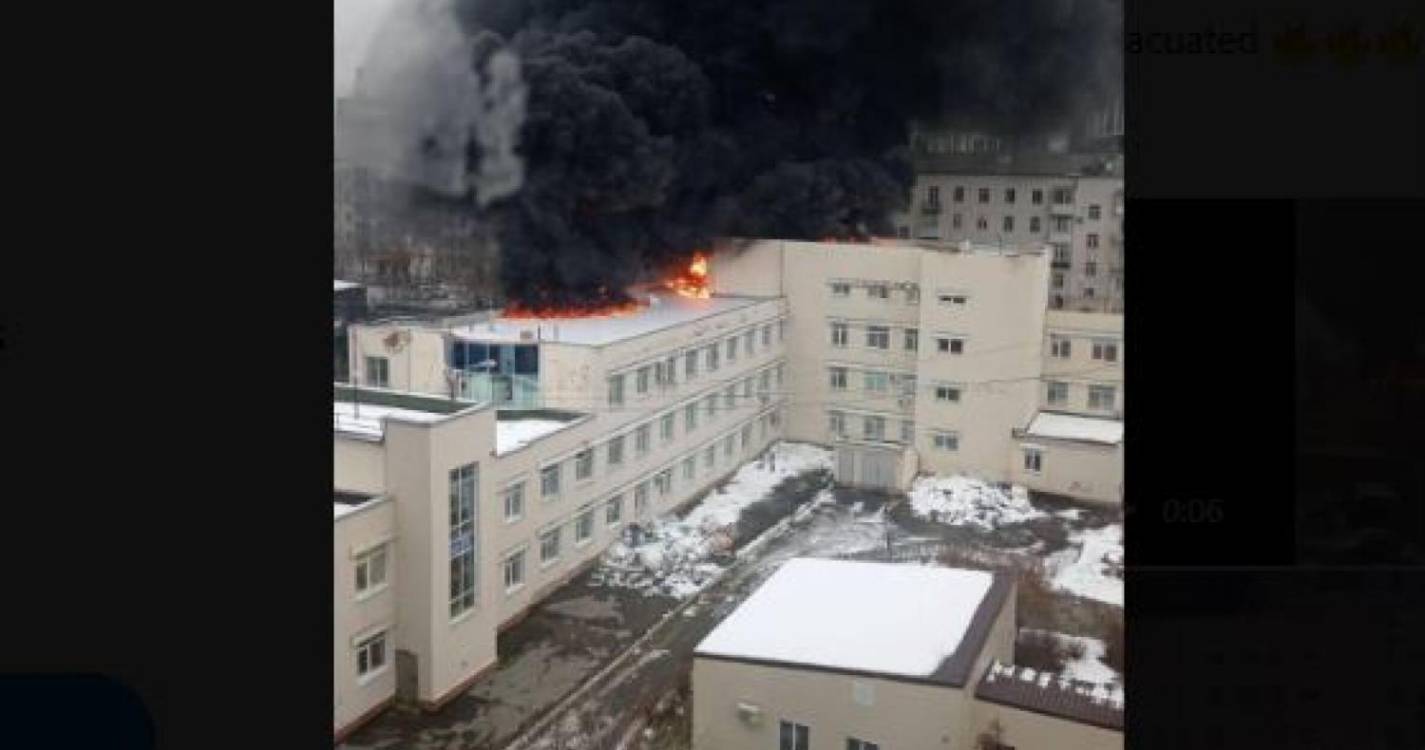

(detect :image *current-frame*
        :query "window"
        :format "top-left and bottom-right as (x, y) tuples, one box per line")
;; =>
(938, 293), (967, 306)
(864, 371), (889, 393)
(1052, 244), (1070, 263)
(355, 544), (388, 595)
(762, 324), (772, 347)
(1031, 188), (1044, 205)
(906, 285), (920, 304)
(1088, 204), (1102, 220)
(952, 213), (963, 229)
(723, 435), (734, 457)
(539, 527), (561, 564)
(608, 374), (625, 406)
(1030, 216), (1042, 232)
(867, 284), (889, 300)
(935, 384), (961, 402)
(1004, 188), (1016, 204)
(503, 482), (525, 522)
(660, 412), (675, 442)
(933, 432), (959, 451)
(682, 456), (695, 481)
(1052, 294), (1064, 309)
(575, 450), (593, 481)
(635, 424), (651, 456)
(779, 320), (786, 342)
(741, 423), (753, 450)
(636, 366), (650, 395)
(1052, 187), (1074, 204)
(831, 281), (851, 297)
(905, 328), (919, 351)
(776, 364), (785, 387)
(1085, 260), (1097, 277)
(606, 495), (623, 526)
(656, 469), (673, 497)
(575, 509), (594, 545)
(863, 415), (886, 440)
(745, 329), (755, 355)
(449, 463), (478, 617)
(976, 216), (988, 230)
(364, 356), (389, 388)
(727, 336), (738, 362)
(1087, 233), (1099, 249)
(1023, 447), (1043, 473)
(743, 378), (754, 399)
(1052, 272), (1065, 290)
(759, 370), (771, 395)
(1088, 385), (1116, 411)
(829, 410), (846, 437)
(926, 185), (940, 205)
(540, 463), (561, 498)
(724, 386), (736, 409)
(866, 326), (890, 349)
(685, 403), (698, 431)
(936, 337), (964, 354)
(831, 322), (849, 348)
(848, 739), (880, 750)
(502, 550), (525, 592)
(1084, 287), (1096, 299)
(704, 445), (716, 469)
(1050, 336), (1071, 358)
(1092, 340), (1119, 362)
(900, 420), (914, 443)
(830, 367), (848, 390)
(953, 186), (965, 202)
(705, 394), (718, 418)
(1052, 215), (1072, 232)
(1047, 381), (1068, 406)
(780, 721), (810, 750)
(685, 350), (699, 379)
(978, 187), (990, 203)
(660, 356), (676, 387)
(706, 344), (719, 371)
(356, 630), (387, 679)
(608, 436), (625, 466)
(635, 482), (650, 516)
(1003, 216), (1014, 232)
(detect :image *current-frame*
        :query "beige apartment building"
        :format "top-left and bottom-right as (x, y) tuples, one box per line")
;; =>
(692, 558), (1122, 750)
(333, 293), (790, 739)
(892, 163), (1124, 314)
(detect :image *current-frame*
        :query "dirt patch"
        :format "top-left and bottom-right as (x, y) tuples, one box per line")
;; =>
(729, 468), (833, 546)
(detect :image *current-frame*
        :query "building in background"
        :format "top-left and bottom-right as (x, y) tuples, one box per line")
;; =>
(691, 558), (1122, 750)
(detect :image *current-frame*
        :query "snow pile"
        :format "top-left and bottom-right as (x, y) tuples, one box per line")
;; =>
(591, 443), (833, 599)
(1020, 628), (1119, 684)
(1046, 523), (1123, 606)
(907, 475), (1045, 530)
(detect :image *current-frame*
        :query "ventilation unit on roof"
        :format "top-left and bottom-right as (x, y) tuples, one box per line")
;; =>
(735, 702), (762, 725)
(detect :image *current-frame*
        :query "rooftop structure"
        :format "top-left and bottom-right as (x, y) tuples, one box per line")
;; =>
(450, 293), (765, 347)
(695, 558), (1009, 686)
(1023, 412), (1124, 446)
(333, 489), (382, 520)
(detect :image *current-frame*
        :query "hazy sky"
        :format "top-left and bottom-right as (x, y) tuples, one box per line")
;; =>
(334, 0), (399, 99)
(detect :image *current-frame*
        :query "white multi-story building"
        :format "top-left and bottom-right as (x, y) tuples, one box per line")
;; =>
(892, 157), (1124, 314)
(333, 238), (1122, 737)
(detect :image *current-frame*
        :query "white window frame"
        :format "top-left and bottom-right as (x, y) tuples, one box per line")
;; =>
(933, 431), (960, 451)
(660, 412), (675, 442)
(540, 463), (561, 499)
(605, 495), (623, 526)
(502, 548), (526, 594)
(830, 281), (851, 297)
(355, 629), (388, 683)
(935, 384), (962, 402)
(539, 527), (562, 567)
(575, 508), (595, 546)
(503, 481), (525, 523)
(1023, 446), (1044, 473)
(830, 321), (849, 348)
(574, 450), (594, 481)
(355, 543), (389, 598)
(865, 325), (890, 350)
(1046, 381), (1069, 406)
(1092, 339), (1119, 362)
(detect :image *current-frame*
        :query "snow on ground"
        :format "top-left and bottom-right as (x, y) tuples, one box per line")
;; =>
(496, 418), (572, 455)
(695, 558), (994, 678)
(590, 443), (833, 599)
(907, 475), (1046, 530)
(1045, 523), (1123, 606)
(1021, 628), (1119, 685)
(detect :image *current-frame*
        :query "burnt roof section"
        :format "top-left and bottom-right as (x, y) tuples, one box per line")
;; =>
(975, 661), (1124, 731)
(696, 568), (1014, 690)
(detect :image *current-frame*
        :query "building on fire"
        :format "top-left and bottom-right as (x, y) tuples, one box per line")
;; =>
(333, 238), (1123, 738)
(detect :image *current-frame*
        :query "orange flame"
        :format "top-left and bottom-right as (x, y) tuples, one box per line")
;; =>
(501, 297), (645, 320)
(666, 252), (711, 299)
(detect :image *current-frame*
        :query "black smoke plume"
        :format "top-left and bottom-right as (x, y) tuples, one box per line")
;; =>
(445, 0), (1121, 308)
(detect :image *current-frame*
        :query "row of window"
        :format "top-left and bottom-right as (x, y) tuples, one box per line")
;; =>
(778, 720), (879, 750)
(828, 280), (919, 304)
(501, 410), (784, 593)
(827, 409), (961, 451)
(608, 319), (785, 406)
(827, 366), (917, 397)
(1048, 335), (1120, 363)
(925, 185), (1076, 207)
(1046, 381), (1118, 412)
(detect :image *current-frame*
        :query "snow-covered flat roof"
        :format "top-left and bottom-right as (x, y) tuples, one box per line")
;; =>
(334, 280), (361, 292)
(496, 417), (577, 456)
(334, 401), (447, 439)
(1025, 412), (1123, 445)
(695, 558), (996, 682)
(449, 293), (764, 347)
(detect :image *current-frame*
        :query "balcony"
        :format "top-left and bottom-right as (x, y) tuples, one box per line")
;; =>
(452, 370), (541, 409)
(1051, 260), (1071, 270)
(920, 203), (943, 215)
(1049, 202), (1076, 217)
(1048, 230), (1073, 244)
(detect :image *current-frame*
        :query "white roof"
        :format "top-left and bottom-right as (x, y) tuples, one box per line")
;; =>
(333, 401), (445, 438)
(334, 280), (362, 291)
(496, 418), (574, 455)
(449, 293), (761, 347)
(1025, 412), (1123, 445)
(695, 558), (993, 679)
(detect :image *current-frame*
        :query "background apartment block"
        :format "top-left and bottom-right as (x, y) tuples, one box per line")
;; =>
(334, 295), (790, 738)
